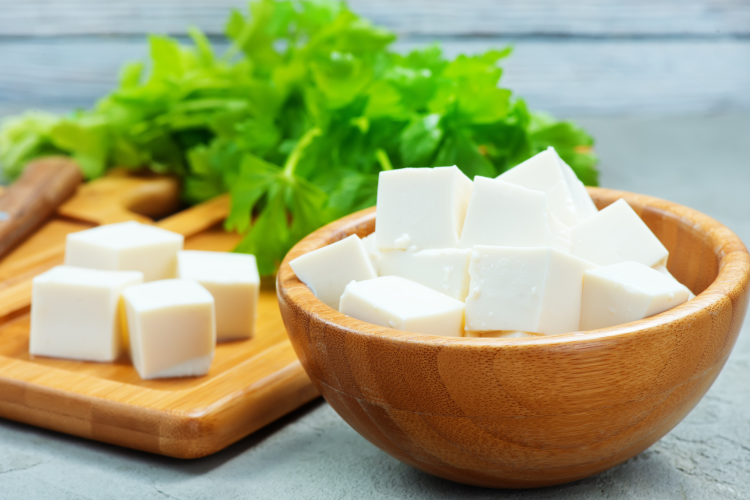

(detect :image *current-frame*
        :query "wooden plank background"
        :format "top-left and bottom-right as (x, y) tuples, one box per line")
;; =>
(1, 0), (749, 117)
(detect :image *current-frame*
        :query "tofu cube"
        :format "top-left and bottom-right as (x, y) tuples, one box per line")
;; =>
(177, 250), (260, 341)
(123, 280), (215, 379)
(379, 248), (471, 301)
(339, 276), (465, 337)
(498, 147), (597, 227)
(570, 198), (668, 268)
(548, 211), (573, 253)
(580, 261), (690, 330)
(375, 166), (473, 250)
(30, 266), (143, 362)
(361, 233), (383, 274)
(290, 234), (377, 310)
(465, 246), (597, 335)
(66, 221), (184, 281)
(654, 264), (695, 299)
(459, 177), (552, 249)
(557, 152), (599, 221)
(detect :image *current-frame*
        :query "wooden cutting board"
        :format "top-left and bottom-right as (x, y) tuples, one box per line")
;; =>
(0, 170), (319, 458)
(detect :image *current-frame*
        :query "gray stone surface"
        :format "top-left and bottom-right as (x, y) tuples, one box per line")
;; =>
(1, 113), (749, 499)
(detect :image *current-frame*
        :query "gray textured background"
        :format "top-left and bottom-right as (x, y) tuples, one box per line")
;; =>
(0, 1), (749, 498)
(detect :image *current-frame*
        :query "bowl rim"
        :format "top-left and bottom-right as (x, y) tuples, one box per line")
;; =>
(277, 186), (750, 348)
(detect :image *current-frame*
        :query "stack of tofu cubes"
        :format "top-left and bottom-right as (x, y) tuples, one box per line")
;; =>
(29, 221), (260, 379)
(291, 147), (691, 338)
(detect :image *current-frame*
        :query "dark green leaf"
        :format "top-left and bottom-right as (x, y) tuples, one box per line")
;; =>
(326, 170), (378, 217)
(399, 114), (442, 167)
(233, 186), (289, 275)
(225, 154), (281, 233)
(434, 130), (496, 179)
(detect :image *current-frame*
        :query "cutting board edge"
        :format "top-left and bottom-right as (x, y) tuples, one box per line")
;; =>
(0, 357), (319, 458)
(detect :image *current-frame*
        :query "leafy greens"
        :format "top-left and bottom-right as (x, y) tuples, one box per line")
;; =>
(0, 0), (598, 276)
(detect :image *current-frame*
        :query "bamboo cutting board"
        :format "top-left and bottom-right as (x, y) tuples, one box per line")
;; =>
(0, 168), (319, 458)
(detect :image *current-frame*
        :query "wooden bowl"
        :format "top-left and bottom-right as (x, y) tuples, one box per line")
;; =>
(277, 187), (749, 488)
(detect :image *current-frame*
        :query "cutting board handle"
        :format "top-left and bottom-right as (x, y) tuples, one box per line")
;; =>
(0, 157), (82, 259)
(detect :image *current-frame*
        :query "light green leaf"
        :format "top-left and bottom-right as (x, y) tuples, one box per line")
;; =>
(288, 176), (329, 244)
(148, 35), (186, 81)
(49, 118), (109, 178)
(0, 112), (61, 178)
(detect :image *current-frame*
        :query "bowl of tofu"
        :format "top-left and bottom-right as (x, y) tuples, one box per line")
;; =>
(277, 149), (750, 488)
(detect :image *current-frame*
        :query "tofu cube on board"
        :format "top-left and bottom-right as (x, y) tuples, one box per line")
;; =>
(375, 166), (473, 250)
(458, 177), (552, 249)
(30, 266), (143, 362)
(177, 250), (260, 341)
(379, 248), (471, 301)
(65, 221), (184, 282)
(580, 261), (690, 330)
(123, 280), (215, 380)
(290, 234), (377, 310)
(465, 246), (598, 335)
(497, 147), (597, 227)
(571, 198), (668, 269)
(339, 276), (465, 337)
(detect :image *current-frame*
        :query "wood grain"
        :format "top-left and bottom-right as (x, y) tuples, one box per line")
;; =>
(1, 0), (748, 36)
(277, 187), (750, 488)
(1, 1), (749, 118)
(0, 174), (318, 458)
(0, 157), (81, 259)
(2, 38), (748, 117)
(58, 168), (180, 225)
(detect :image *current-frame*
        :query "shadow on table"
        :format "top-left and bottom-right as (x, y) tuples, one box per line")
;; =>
(0, 395), (690, 498)
(388, 451), (683, 499)
(0, 396), (326, 476)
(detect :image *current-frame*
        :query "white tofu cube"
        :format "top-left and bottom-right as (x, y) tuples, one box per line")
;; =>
(580, 261), (690, 330)
(379, 248), (471, 301)
(30, 266), (143, 362)
(465, 246), (597, 335)
(458, 177), (551, 249)
(375, 166), (473, 250)
(290, 234), (377, 310)
(557, 152), (599, 221)
(570, 198), (668, 268)
(177, 250), (260, 341)
(65, 221), (184, 282)
(361, 233), (382, 274)
(497, 147), (597, 227)
(123, 280), (215, 379)
(339, 276), (465, 337)
(548, 211), (573, 253)
(654, 264), (695, 299)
